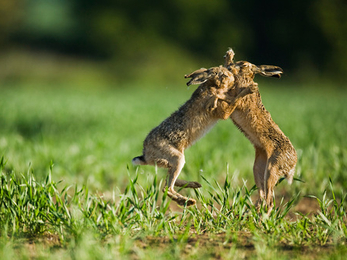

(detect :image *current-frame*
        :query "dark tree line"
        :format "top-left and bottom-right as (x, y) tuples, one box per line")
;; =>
(1, 0), (346, 81)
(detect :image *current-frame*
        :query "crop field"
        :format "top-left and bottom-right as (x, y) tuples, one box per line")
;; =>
(0, 82), (347, 259)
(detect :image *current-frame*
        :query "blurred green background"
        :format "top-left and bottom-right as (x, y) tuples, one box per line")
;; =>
(1, 3), (347, 257)
(1, 0), (347, 197)
(1, 0), (347, 86)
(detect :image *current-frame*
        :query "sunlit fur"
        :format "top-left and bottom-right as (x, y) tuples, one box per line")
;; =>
(224, 49), (297, 214)
(132, 66), (257, 206)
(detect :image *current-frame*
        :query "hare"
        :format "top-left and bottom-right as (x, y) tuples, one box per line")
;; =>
(224, 49), (297, 214)
(132, 66), (258, 206)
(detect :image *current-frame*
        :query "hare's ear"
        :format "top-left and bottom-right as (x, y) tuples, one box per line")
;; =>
(184, 68), (209, 86)
(224, 48), (235, 67)
(256, 65), (283, 78)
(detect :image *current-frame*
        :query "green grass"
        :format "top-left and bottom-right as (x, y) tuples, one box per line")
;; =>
(0, 83), (347, 259)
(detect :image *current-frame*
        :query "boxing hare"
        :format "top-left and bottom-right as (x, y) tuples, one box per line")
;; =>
(224, 49), (297, 214)
(132, 66), (258, 206)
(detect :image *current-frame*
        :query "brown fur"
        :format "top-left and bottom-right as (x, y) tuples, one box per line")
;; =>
(132, 66), (257, 206)
(224, 49), (297, 214)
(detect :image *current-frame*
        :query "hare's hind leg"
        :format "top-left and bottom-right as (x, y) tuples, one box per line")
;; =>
(174, 179), (202, 189)
(166, 153), (196, 206)
(264, 157), (280, 215)
(253, 147), (267, 211)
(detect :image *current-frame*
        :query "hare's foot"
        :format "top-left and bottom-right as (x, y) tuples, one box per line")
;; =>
(186, 198), (196, 206)
(254, 199), (273, 218)
(175, 179), (202, 189)
(168, 190), (196, 206)
(255, 198), (265, 213)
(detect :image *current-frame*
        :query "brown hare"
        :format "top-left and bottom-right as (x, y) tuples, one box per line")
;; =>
(132, 66), (258, 206)
(224, 49), (297, 214)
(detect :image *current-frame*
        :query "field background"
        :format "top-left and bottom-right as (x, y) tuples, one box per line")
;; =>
(1, 1), (347, 259)
(1, 80), (347, 259)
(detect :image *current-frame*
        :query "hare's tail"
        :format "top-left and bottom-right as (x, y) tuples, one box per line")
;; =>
(132, 155), (147, 166)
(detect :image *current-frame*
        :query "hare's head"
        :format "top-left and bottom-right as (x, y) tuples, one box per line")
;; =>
(256, 65), (283, 78)
(234, 61), (283, 79)
(185, 66), (234, 88)
(223, 48), (283, 79)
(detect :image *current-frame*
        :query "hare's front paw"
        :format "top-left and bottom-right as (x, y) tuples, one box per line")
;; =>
(207, 97), (218, 112)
